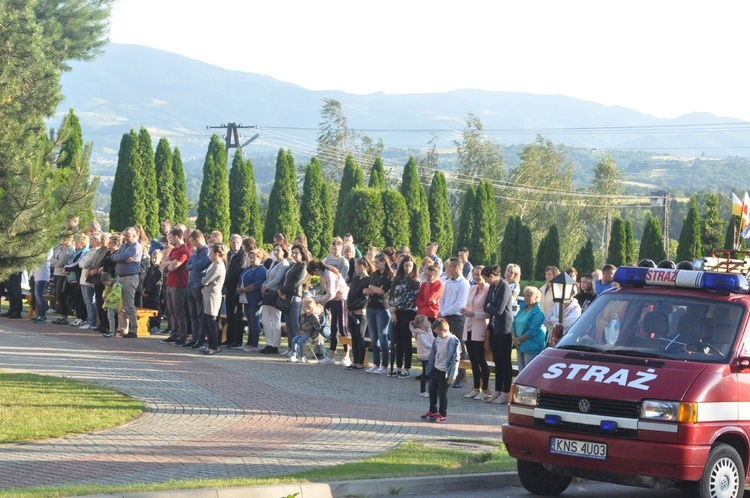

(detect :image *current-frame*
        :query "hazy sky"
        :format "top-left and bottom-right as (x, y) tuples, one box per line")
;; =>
(110, 0), (750, 122)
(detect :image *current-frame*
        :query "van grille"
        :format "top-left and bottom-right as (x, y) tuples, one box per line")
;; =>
(538, 393), (641, 418)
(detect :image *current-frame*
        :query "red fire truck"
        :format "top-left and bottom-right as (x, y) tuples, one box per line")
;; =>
(502, 261), (750, 497)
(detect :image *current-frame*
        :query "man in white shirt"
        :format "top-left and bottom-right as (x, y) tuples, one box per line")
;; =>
(439, 257), (470, 388)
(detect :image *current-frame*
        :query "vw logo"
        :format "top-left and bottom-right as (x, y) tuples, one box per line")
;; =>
(578, 399), (591, 413)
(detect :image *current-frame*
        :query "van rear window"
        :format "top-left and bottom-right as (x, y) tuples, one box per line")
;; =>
(556, 292), (744, 362)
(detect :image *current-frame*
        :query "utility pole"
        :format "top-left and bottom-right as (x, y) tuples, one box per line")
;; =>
(663, 192), (670, 257)
(205, 122), (260, 154)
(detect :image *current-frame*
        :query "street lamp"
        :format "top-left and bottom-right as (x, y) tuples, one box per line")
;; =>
(550, 272), (577, 346)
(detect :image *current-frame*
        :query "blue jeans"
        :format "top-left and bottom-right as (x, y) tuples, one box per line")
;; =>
(291, 335), (309, 357)
(366, 307), (390, 367)
(80, 285), (97, 327)
(517, 351), (539, 372)
(34, 280), (48, 318)
(243, 303), (262, 347)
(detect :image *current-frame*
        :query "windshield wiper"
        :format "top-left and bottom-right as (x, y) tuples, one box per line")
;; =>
(608, 349), (671, 359)
(557, 344), (604, 353)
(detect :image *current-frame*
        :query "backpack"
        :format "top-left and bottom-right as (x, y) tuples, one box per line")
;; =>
(320, 308), (332, 339)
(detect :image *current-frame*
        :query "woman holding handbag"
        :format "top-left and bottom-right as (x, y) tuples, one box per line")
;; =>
(259, 243), (290, 355)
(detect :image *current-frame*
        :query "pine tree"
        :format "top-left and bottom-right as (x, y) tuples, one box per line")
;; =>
(229, 148), (263, 239)
(517, 220), (534, 280)
(263, 148), (301, 243)
(345, 188), (385, 249)
(428, 171), (453, 260)
(110, 130), (142, 231)
(624, 218), (636, 265)
(401, 156), (430, 255)
(677, 197), (703, 263)
(154, 137), (174, 224)
(368, 157), (386, 189)
(454, 186), (476, 253)
(607, 217), (626, 267)
(572, 240), (596, 276)
(171, 147), (189, 224)
(381, 189), (410, 248)
(639, 214), (666, 262)
(137, 127), (159, 237)
(333, 155), (364, 236)
(470, 181), (497, 266)
(500, 216), (518, 270)
(300, 157), (333, 258)
(196, 134), (230, 237)
(701, 194), (725, 254)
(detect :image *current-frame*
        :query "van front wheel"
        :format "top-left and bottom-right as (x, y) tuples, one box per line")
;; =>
(689, 443), (743, 498)
(517, 459), (572, 496)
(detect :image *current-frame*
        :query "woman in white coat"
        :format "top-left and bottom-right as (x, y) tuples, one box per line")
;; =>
(202, 244), (227, 355)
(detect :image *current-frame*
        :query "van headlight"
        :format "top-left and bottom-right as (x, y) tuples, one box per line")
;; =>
(511, 385), (539, 406)
(641, 400), (697, 423)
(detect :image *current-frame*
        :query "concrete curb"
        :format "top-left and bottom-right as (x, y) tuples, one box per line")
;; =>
(83, 472), (520, 497)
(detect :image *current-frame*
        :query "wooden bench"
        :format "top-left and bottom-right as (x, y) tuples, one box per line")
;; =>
(23, 293), (56, 320)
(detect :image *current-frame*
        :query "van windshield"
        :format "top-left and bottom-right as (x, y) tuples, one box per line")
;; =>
(556, 291), (745, 363)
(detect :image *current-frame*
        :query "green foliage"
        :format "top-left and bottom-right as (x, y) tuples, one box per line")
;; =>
(171, 148), (189, 224)
(300, 157), (333, 258)
(317, 97), (350, 181)
(607, 217), (626, 267)
(58, 109), (83, 169)
(401, 156), (431, 255)
(624, 218), (636, 265)
(499, 216), (518, 271)
(344, 188), (385, 249)
(333, 155), (364, 236)
(454, 187), (475, 254)
(534, 225), (560, 279)
(154, 137), (174, 224)
(381, 189), (410, 249)
(701, 194), (725, 254)
(137, 127), (159, 237)
(229, 148), (263, 239)
(110, 130), (142, 231)
(454, 113), (504, 182)
(534, 236), (548, 281)
(572, 239), (596, 276)
(517, 221), (534, 280)
(469, 181), (497, 266)
(263, 148), (301, 243)
(676, 197), (702, 262)
(368, 157), (386, 190)
(639, 214), (666, 262)
(428, 171), (453, 260)
(196, 134), (230, 237)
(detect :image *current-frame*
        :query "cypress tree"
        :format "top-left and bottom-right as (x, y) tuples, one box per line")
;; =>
(517, 220), (534, 280)
(263, 148), (301, 243)
(470, 181), (497, 266)
(137, 127), (159, 237)
(58, 109), (83, 170)
(300, 157), (333, 258)
(334, 155), (364, 236)
(229, 148), (263, 239)
(368, 157), (386, 189)
(154, 137), (174, 224)
(639, 214), (666, 262)
(454, 186), (476, 253)
(624, 218), (636, 265)
(534, 234), (549, 281)
(701, 194), (725, 254)
(428, 171), (453, 260)
(171, 147), (189, 225)
(547, 224), (561, 270)
(110, 130), (142, 231)
(401, 156), (430, 255)
(607, 217), (626, 267)
(573, 239), (596, 276)
(500, 216), (518, 270)
(346, 188), (385, 249)
(196, 134), (230, 237)
(676, 197), (703, 262)
(381, 189), (410, 248)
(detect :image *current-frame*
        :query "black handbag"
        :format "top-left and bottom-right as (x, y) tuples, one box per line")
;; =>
(275, 294), (292, 314)
(261, 290), (277, 306)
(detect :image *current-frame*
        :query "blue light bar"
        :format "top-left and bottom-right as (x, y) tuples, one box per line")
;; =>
(544, 414), (561, 426)
(614, 267), (749, 294)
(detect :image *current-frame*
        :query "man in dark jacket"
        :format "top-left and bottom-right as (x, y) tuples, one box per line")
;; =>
(224, 234), (248, 348)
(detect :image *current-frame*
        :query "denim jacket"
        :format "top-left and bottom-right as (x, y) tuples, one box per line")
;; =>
(426, 333), (460, 380)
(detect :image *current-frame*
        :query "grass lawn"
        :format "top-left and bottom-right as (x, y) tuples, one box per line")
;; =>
(0, 439), (515, 497)
(0, 371), (143, 444)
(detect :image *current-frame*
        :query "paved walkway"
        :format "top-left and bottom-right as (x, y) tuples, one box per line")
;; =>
(0, 318), (505, 490)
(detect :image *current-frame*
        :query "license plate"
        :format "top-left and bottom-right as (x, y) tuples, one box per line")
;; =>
(550, 437), (607, 460)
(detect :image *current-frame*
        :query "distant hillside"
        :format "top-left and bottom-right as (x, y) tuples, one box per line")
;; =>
(56, 43), (750, 211)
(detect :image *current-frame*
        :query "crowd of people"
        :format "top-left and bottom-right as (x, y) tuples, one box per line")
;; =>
(3, 217), (617, 423)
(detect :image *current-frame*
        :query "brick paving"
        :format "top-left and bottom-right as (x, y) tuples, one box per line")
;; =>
(0, 318), (505, 490)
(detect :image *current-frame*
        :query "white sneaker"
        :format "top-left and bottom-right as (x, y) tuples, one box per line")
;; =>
(319, 356), (335, 365)
(366, 365), (379, 374)
(420, 391), (429, 398)
(300, 356), (307, 363)
(374, 366), (388, 375)
(464, 389), (480, 398)
(492, 392), (510, 404)
(243, 346), (259, 353)
(78, 324), (91, 330)
(288, 355), (298, 363)
(474, 392), (490, 401)
(71, 319), (83, 327)
(341, 356), (352, 367)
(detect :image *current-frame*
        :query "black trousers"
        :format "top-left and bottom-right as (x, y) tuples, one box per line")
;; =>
(467, 339), (490, 390)
(327, 300), (345, 352)
(225, 291), (244, 346)
(395, 309), (416, 369)
(491, 333), (514, 393)
(348, 311), (367, 365)
(428, 369), (450, 416)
